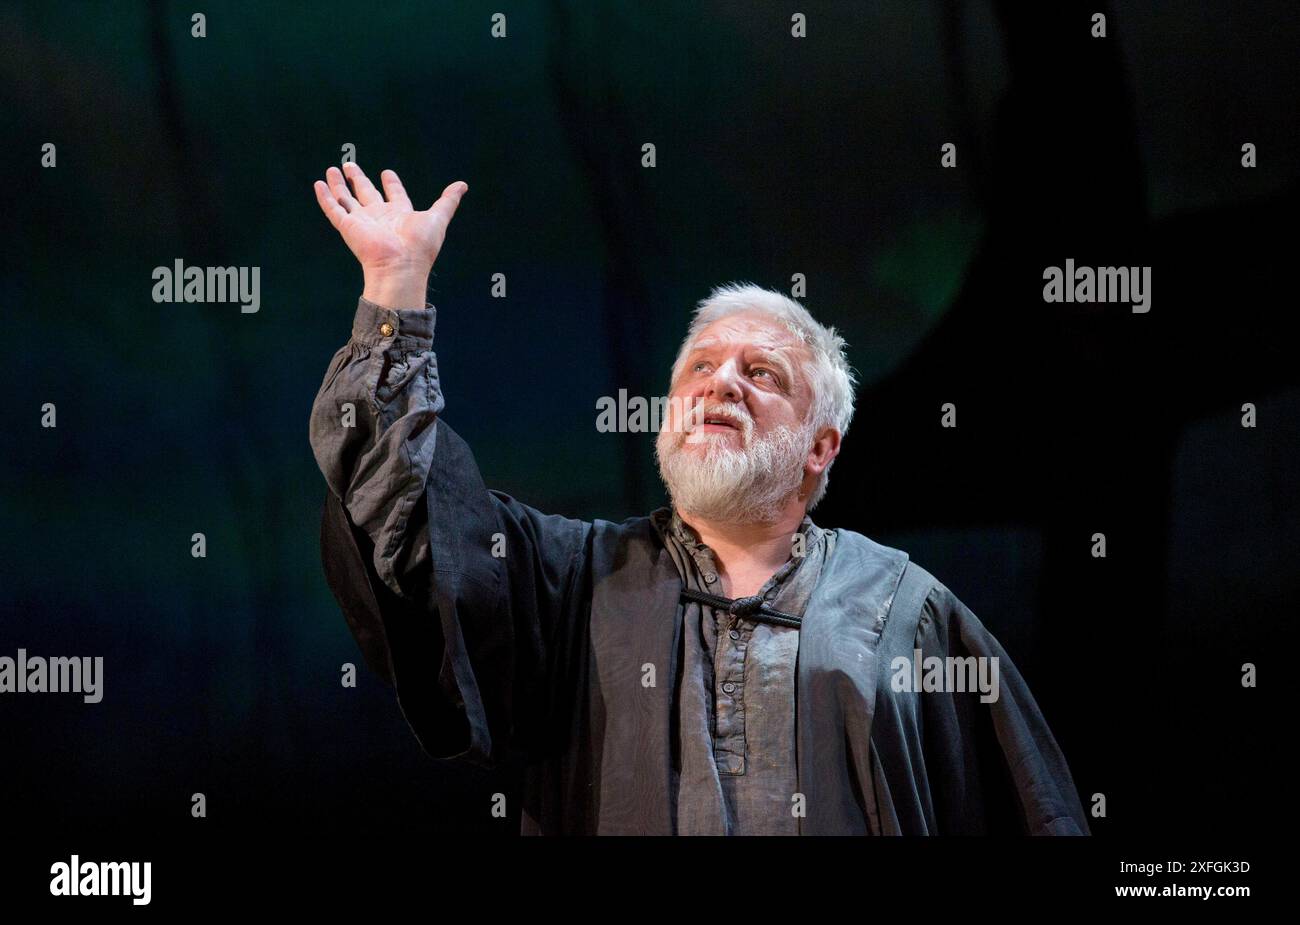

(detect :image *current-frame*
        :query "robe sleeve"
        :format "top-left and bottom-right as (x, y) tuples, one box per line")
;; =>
(314, 302), (592, 771)
(914, 584), (1090, 835)
(308, 297), (442, 601)
(419, 416), (595, 770)
(320, 467), (592, 772)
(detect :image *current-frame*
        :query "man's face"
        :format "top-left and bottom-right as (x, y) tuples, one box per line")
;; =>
(656, 311), (822, 523)
(664, 311), (813, 447)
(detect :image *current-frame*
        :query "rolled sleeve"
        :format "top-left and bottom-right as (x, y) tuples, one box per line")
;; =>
(310, 297), (445, 599)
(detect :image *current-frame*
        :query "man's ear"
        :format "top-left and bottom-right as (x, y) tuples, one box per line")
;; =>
(806, 426), (841, 475)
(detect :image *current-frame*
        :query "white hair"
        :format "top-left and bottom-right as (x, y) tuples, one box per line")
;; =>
(668, 282), (858, 511)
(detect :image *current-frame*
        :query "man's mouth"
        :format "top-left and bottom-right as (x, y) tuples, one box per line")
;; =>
(700, 416), (740, 432)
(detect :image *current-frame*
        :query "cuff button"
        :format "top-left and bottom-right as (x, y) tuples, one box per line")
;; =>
(379, 322), (395, 337)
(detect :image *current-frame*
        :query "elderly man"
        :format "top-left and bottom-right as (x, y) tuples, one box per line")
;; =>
(309, 163), (1089, 836)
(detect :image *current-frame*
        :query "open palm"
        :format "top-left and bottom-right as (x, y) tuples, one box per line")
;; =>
(313, 163), (467, 273)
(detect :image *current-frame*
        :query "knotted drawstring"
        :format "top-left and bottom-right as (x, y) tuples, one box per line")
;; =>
(727, 594), (766, 617)
(678, 587), (802, 629)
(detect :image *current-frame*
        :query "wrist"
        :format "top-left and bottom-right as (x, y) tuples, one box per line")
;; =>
(362, 264), (432, 310)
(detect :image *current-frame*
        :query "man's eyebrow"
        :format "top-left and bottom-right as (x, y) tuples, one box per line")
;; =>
(679, 340), (801, 384)
(748, 346), (797, 379)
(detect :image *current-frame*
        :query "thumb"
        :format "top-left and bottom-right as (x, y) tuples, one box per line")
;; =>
(428, 181), (469, 227)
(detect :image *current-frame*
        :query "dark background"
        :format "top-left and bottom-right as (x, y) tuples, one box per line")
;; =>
(1, 0), (1296, 847)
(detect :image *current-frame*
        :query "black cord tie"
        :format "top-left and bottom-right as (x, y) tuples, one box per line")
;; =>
(727, 595), (765, 617)
(678, 587), (803, 629)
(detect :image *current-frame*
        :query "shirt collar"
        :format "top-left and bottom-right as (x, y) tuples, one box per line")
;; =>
(651, 506), (822, 555)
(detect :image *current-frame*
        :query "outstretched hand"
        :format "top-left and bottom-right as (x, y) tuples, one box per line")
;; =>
(314, 163), (468, 307)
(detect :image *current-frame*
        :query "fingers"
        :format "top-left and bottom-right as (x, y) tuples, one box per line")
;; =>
(325, 166), (359, 213)
(318, 166), (465, 234)
(313, 180), (348, 229)
(342, 162), (381, 206)
(380, 169), (412, 210)
(426, 180), (469, 231)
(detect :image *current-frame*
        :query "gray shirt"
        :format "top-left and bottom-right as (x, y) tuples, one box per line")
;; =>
(653, 508), (835, 835)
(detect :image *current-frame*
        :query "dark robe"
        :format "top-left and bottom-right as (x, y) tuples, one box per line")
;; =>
(320, 418), (1089, 835)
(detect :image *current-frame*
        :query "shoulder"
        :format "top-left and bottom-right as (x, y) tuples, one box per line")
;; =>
(589, 513), (660, 561)
(592, 513), (656, 541)
(825, 527), (911, 579)
(814, 528), (915, 635)
(829, 528), (973, 635)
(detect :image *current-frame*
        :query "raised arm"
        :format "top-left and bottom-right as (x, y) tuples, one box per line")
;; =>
(307, 163), (592, 769)
(308, 163), (466, 597)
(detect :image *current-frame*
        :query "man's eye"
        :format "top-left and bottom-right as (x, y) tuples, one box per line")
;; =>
(693, 362), (710, 373)
(751, 367), (773, 379)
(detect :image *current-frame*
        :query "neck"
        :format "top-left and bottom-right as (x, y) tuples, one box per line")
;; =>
(677, 495), (808, 599)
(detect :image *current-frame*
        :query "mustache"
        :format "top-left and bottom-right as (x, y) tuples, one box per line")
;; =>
(682, 401), (752, 435)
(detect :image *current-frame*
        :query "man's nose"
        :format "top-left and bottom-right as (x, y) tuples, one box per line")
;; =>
(704, 362), (744, 403)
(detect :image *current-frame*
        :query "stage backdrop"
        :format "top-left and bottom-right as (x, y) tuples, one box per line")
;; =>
(1, 0), (1296, 839)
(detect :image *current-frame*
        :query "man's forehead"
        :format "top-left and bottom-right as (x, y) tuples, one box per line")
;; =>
(688, 311), (804, 354)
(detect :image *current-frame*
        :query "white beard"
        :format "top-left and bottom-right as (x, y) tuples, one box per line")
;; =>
(655, 407), (813, 525)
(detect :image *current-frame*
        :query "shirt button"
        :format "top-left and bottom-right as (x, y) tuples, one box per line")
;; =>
(379, 322), (395, 337)
(728, 629), (740, 640)
(704, 572), (717, 583)
(721, 681), (735, 694)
